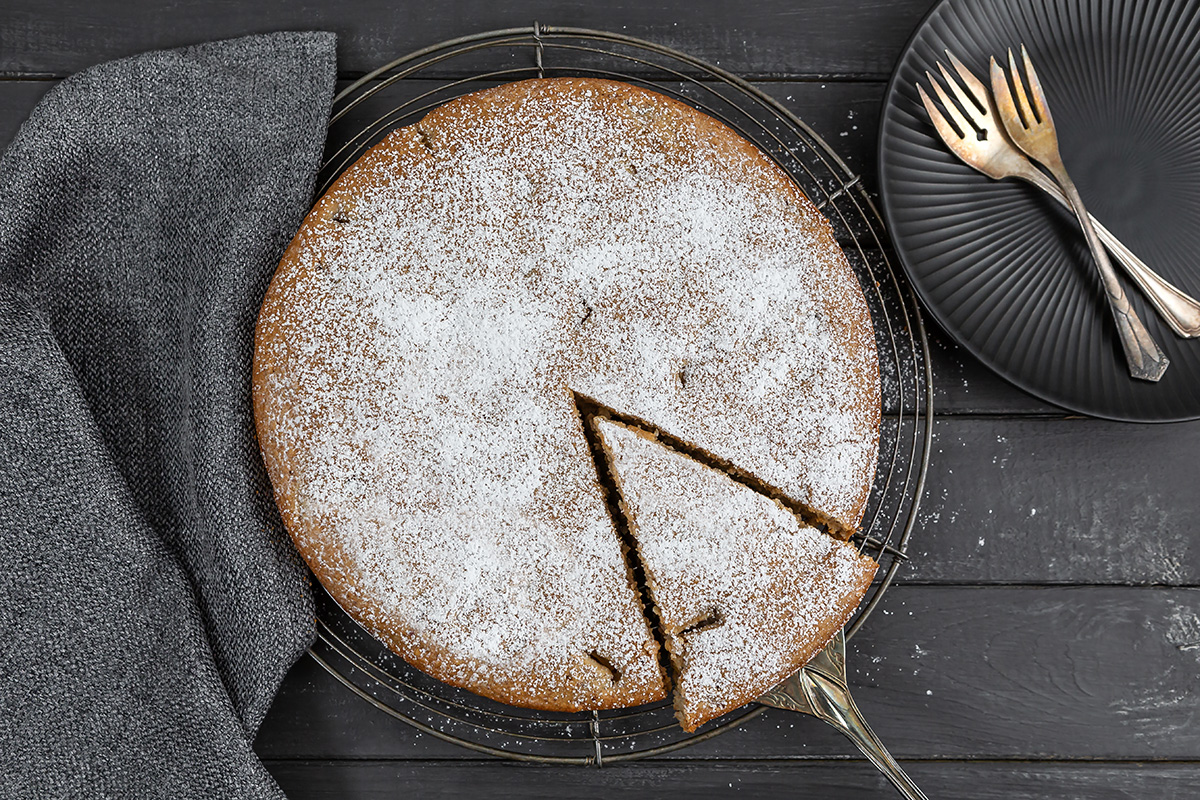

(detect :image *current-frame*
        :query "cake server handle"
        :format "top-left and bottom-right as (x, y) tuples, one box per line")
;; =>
(760, 631), (929, 800)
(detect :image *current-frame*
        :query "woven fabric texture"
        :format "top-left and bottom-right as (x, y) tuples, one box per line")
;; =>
(0, 32), (335, 798)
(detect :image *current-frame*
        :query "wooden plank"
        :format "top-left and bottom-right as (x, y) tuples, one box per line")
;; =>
(1, 0), (933, 80)
(925, 333), (1063, 416)
(255, 586), (1200, 760)
(0, 80), (53, 155)
(905, 416), (1200, 583)
(261, 760), (1200, 800)
(759, 82), (882, 189)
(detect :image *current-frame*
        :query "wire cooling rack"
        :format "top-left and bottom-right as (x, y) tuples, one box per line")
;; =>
(306, 25), (934, 764)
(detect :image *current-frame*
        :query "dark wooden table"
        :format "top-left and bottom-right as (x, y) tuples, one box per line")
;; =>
(6, 1), (1198, 797)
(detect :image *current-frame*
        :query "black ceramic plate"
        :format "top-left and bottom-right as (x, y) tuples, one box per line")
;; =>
(879, 0), (1200, 421)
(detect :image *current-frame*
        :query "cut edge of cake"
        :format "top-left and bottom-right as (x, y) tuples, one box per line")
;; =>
(570, 393), (675, 701)
(586, 411), (878, 731)
(574, 392), (860, 541)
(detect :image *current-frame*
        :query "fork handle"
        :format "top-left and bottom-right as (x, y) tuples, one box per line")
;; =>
(1042, 163), (1170, 381)
(1021, 168), (1200, 338)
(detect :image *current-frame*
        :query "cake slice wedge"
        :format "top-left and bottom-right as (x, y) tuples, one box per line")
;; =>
(593, 417), (877, 731)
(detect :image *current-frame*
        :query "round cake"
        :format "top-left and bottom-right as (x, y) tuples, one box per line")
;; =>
(253, 78), (881, 721)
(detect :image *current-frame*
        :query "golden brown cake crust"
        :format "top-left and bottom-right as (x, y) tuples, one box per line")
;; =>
(253, 78), (881, 714)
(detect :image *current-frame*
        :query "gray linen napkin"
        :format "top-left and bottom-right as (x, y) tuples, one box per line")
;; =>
(0, 32), (336, 798)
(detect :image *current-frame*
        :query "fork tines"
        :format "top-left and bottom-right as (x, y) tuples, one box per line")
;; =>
(919, 51), (993, 138)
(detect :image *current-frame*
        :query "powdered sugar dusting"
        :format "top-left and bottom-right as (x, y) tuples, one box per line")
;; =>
(596, 418), (877, 729)
(253, 78), (879, 711)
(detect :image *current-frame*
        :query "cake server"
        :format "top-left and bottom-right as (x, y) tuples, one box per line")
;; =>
(917, 50), (1200, 340)
(760, 630), (929, 800)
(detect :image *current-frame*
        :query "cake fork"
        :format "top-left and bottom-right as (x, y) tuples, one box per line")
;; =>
(986, 46), (1169, 381)
(918, 51), (1200, 340)
(760, 630), (929, 800)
